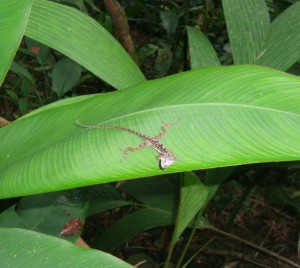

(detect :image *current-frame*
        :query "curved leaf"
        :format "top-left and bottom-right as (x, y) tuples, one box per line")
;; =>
(96, 209), (174, 251)
(0, 228), (133, 267)
(52, 58), (82, 97)
(91, 176), (178, 251)
(26, 0), (145, 89)
(173, 172), (208, 242)
(257, 2), (300, 71)
(1, 65), (300, 199)
(0, 0), (32, 85)
(186, 26), (220, 68)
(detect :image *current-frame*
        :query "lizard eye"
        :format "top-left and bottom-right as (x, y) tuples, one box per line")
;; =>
(160, 156), (175, 170)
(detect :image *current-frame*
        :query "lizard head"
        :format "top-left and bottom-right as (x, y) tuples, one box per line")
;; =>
(159, 154), (176, 170)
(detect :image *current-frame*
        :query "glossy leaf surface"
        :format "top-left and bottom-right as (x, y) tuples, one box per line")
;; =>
(1, 65), (300, 199)
(0, 228), (133, 267)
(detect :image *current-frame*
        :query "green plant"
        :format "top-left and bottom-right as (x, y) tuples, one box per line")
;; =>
(1, 0), (300, 267)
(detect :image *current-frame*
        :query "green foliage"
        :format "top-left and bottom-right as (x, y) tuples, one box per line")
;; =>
(52, 58), (82, 97)
(0, 0), (300, 266)
(0, 228), (133, 267)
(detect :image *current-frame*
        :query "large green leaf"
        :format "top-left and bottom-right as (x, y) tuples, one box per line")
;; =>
(0, 228), (133, 267)
(0, 0), (32, 85)
(222, 0), (270, 64)
(1, 65), (300, 199)
(26, 0), (145, 89)
(0, 0), (145, 90)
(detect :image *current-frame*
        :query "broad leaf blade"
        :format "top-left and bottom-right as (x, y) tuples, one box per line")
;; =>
(1, 66), (300, 199)
(0, 0), (32, 86)
(26, 0), (145, 89)
(0, 228), (133, 267)
(222, 0), (270, 64)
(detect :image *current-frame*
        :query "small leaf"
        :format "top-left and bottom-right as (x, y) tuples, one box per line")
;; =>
(9, 62), (35, 84)
(25, 37), (51, 65)
(160, 11), (178, 39)
(52, 58), (82, 97)
(222, 0), (270, 64)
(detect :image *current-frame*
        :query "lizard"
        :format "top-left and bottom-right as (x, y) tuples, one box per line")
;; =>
(75, 120), (179, 169)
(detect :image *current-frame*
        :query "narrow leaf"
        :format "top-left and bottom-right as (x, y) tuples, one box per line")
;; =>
(257, 3), (300, 71)
(186, 26), (220, 68)
(222, 0), (270, 64)
(96, 208), (175, 251)
(173, 172), (208, 242)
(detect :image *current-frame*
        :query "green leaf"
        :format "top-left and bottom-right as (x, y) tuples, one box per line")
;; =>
(119, 176), (179, 211)
(0, 190), (88, 242)
(87, 184), (133, 216)
(223, 0), (300, 70)
(52, 58), (82, 97)
(160, 11), (178, 39)
(204, 167), (235, 203)
(96, 208), (175, 251)
(5, 89), (19, 103)
(186, 26), (220, 68)
(0, 228), (134, 267)
(0, 205), (27, 229)
(18, 98), (29, 115)
(165, 172), (209, 267)
(1, 65), (300, 199)
(222, 0), (270, 64)
(173, 172), (208, 242)
(0, 0), (32, 86)
(257, 2), (300, 71)
(10, 62), (35, 84)
(91, 176), (179, 251)
(25, 37), (51, 66)
(26, 0), (145, 89)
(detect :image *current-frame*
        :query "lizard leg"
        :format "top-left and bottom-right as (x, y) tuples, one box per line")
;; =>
(121, 141), (150, 161)
(154, 120), (180, 140)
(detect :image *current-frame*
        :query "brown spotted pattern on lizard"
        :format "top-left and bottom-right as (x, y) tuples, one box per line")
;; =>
(75, 120), (179, 169)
